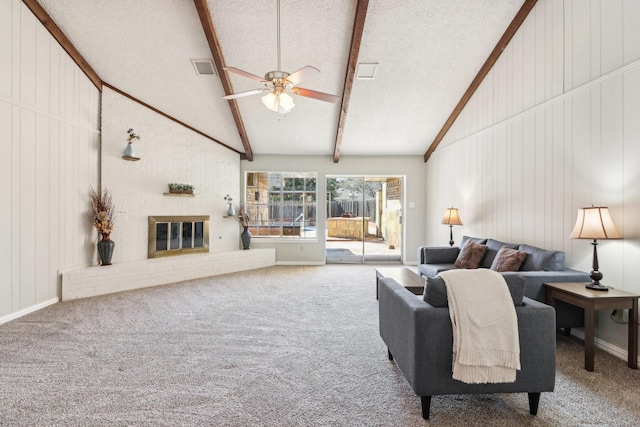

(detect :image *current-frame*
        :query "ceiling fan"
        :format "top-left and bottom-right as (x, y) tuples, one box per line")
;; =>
(222, 0), (340, 114)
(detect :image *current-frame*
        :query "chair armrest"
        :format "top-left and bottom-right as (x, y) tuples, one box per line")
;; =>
(417, 246), (460, 264)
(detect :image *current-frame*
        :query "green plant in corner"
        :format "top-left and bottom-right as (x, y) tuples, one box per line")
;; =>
(169, 183), (195, 191)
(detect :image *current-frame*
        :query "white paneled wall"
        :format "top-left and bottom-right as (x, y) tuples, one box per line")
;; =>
(0, 0), (100, 321)
(426, 0), (640, 351)
(100, 87), (241, 263)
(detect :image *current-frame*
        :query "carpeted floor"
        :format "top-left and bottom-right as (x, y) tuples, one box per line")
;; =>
(1, 265), (639, 426)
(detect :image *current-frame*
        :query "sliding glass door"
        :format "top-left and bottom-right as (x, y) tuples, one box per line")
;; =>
(325, 176), (402, 264)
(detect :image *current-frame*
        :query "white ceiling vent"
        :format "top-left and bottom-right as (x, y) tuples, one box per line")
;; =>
(356, 63), (378, 79)
(192, 59), (215, 76)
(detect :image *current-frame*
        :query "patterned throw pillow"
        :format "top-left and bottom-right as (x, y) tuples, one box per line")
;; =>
(454, 241), (488, 269)
(490, 246), (528, 272)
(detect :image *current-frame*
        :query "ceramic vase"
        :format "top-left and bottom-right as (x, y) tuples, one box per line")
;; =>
(227, 204), (235, 216)
(123, 143), (135, 157)
(241, 226), (251, 250)
(97, 233), (115, 265)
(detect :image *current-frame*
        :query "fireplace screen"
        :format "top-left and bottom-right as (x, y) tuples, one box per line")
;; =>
(148, 216), (209, 258)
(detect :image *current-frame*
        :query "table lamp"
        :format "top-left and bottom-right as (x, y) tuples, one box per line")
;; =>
(569, 206), (622, 291)
(441, 207), (463, 247)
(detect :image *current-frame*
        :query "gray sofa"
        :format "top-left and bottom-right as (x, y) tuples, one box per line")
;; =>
(378, 274), (556, 419)
(417, 236), (590, 329)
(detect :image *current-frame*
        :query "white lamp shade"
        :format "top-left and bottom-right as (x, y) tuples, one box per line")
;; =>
(569, 206), (622, 240)
(441, 208), (463, 226)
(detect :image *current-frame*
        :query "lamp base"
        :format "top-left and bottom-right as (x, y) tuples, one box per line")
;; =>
(585, 282), (609, 292)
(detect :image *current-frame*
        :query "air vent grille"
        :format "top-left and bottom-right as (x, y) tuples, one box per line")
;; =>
(356, 63), (377, 79)
(192, 60), (215, 75)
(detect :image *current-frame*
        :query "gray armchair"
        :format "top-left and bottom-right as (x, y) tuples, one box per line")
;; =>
(378, 276), (556, 419)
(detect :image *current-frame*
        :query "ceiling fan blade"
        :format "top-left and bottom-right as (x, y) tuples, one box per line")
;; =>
(293, 87), (340, 103)
(224, 67), (265, 83)
(223, 89), (267, 100)
(286, 66), (320, 86)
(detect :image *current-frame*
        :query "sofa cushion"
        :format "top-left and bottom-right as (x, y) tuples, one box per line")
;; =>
(518, 244), (565, 271)
(490, 247), (528, 272)
(418, 263), (457, 278)
(459, 235), (487, 249)
(481, 239), (520, 269)
(454, 241), (488, 269)
(421, 246), (460, 264)
(424, 274), (525, 307)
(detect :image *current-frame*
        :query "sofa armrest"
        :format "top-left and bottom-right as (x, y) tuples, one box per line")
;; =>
(417, 246), (460, 265)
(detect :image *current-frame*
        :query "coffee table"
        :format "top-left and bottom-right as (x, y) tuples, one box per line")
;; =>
(375, 267), (425, 299)
(544, 282), (639, 372)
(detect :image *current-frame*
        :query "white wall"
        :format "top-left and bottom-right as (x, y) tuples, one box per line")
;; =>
(426, 0), (640, 351)
(100, 87), (241, 262)
(0, 0), (101, 321)
(241, 155), (426, 264)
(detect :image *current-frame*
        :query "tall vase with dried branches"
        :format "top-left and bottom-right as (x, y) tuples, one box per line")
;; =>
(89, 187), (116, 265)
(237, 207), (251, 250)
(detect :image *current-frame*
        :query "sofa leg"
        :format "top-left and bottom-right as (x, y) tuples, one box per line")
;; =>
(420, 396), (431, 419)
(528, 392), (540, 415)
(387, 349), (393, 360)
(562, 327), (571, 337)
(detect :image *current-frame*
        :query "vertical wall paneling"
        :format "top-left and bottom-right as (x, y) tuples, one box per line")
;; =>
(0, 102), (12, 315)
(622, 0), (640, 63)
(0, 0), (12, 98)
(0, 0), (100, 320)
(601, 0), (623, 74)
(622, 68), (640, 287)
(589, 0), (601, 80)
(425, 0), (640, 352)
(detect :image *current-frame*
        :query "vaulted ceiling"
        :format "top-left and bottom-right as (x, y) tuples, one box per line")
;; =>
(30, 0), (534, 162)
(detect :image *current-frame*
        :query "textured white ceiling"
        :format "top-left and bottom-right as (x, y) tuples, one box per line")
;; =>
(36, 0), (526, 158)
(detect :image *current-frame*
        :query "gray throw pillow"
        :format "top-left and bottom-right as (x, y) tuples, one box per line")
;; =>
(518, 244), (565, 271)
(423, 273), (525, 307)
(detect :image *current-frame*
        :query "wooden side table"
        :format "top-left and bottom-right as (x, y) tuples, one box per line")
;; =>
(544, 282), (639, 372)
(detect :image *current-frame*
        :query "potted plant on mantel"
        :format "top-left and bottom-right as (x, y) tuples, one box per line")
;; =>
(88, 186), (115, 266)
(169, 183), (195, 194)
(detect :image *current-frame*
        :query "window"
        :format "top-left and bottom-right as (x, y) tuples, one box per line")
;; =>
(245, 172), (317, 239)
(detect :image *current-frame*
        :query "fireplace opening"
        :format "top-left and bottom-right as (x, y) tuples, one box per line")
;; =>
(148, 216), (209, 258)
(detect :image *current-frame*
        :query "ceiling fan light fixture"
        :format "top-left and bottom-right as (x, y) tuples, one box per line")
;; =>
(262, 91), (295, 114)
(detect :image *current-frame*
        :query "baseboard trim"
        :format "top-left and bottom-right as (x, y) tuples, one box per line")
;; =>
(276, 261), (325, 266)
(0, 298), (59, 325)
(569, 329), (639, 366)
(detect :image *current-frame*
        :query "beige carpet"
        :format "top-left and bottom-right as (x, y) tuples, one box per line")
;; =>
(1, 265), (639, 426)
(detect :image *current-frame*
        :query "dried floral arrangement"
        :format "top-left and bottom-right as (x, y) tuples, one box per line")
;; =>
(126, 128), (141, 143)
(88, 186), (115, 236)
(237, 206), (250, 228)
(224, 194), (233, 205)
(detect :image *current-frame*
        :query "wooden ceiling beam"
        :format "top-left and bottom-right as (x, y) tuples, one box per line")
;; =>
(22, 0), (102, 91)
(333, 0), (369, 163)
(423, 0), (538, 162)
(193, 0), (254, 161)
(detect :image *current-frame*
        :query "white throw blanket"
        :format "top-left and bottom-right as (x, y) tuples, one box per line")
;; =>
(439, 269), (520, 384)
